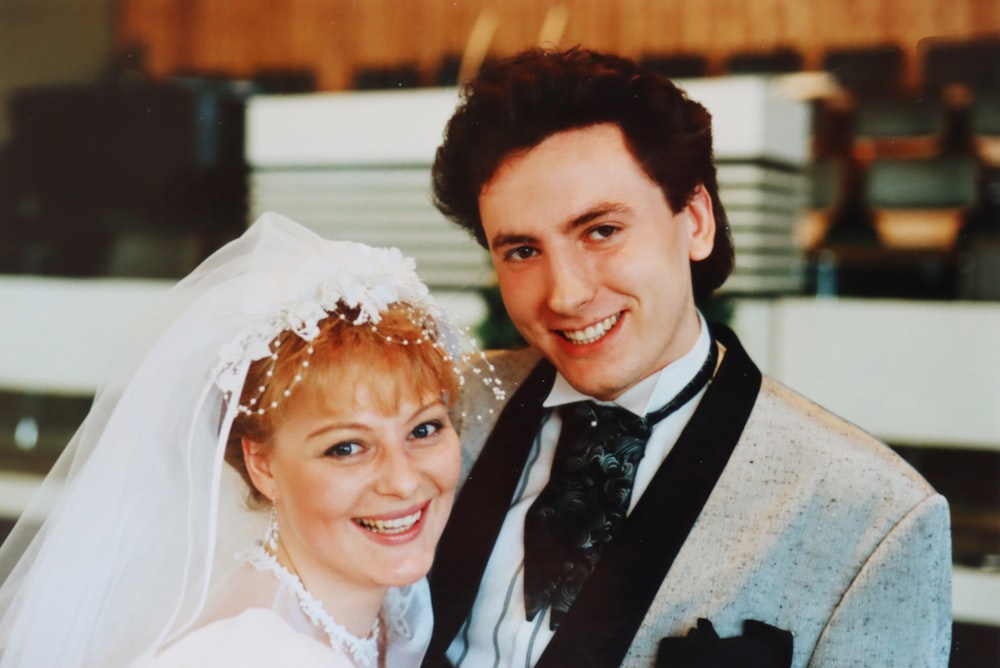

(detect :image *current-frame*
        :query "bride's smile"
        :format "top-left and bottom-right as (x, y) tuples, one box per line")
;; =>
(353, 502), (427, 537)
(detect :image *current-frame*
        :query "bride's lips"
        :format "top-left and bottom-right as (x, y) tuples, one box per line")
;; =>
(352, 502), (429, 543)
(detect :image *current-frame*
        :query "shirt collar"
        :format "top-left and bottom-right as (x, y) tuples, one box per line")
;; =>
(543, 311), (711, 417)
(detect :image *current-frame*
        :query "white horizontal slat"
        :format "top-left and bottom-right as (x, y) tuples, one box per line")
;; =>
(717, 163), (806, 191)
(731, 229), (801, 252)
(249, 168), (493, 290)
(726, 209), (802, 232)
(732, 255), (805, 272)
(723, 273), (805, 294)
(731, 298), (1000, 450)
(250, 166), (812, 293)
(247, 77), (810, 168)
(721, 187), (804, 211)
(953, 566), (1000, 626)
(254, 208), (448, 228)
(0, 277), (173, 394)
(683, 75), (810, 164)
(246, 88), (462, 167)
(0, 471), (51, 521)
(254, 168), (432, 187)
(254, 189), (433, 209)
(0, 277), (488, 395)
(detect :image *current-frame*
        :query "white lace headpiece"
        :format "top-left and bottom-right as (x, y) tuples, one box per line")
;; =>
(213, 240), (433, 395)
(209, 228), (502, 412)
(0, 212), (501, 667)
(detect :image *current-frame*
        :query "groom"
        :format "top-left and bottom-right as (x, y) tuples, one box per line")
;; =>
(423, 48), (951, 667)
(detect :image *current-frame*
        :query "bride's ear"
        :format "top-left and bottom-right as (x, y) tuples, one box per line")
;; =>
(242, 437), (277, 502)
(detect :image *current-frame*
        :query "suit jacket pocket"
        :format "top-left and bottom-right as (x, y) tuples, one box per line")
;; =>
(657, 618), (793, 668)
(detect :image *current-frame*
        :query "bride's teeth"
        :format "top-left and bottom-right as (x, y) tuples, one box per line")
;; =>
(356, 510), (422, 534)
(563, 314), (619, 345)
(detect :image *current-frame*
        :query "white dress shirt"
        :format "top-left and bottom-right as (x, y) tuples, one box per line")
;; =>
(446, 315), (713, 668)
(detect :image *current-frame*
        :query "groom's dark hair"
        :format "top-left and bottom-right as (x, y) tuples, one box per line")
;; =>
(432, 46), (734, 300)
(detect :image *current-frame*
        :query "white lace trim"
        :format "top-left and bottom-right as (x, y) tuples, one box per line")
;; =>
(238, 543), (380, 666)
(382, 585), (415, 639)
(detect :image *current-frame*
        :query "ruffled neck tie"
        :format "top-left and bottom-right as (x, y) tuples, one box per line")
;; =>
(523, 339), (719, 629)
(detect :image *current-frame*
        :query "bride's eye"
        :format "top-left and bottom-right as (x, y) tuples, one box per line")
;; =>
(325, 441), (362, 458)
(410, 420), (444, 440)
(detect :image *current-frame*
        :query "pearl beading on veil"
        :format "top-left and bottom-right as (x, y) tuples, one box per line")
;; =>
(212, 241), (506, 417)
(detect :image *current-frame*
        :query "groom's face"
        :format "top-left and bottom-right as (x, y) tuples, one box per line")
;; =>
(479, 123), (715, 401)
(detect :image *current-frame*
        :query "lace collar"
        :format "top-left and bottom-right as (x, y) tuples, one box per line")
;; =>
(238, 543), (380, 666)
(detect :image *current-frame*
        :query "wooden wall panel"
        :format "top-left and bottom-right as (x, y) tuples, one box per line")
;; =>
(565, 1), (624, 56)
(972, 0), (1000, 31)
(187, 1), (267, 74)
(744, 0), (791, 50)
(116, 0), (1000, 92)
(634, 1), (676, 58)
(118, 0), (193, 77)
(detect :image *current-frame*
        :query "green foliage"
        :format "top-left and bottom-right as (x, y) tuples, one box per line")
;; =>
(696, 292), (735, 326)
(475, 284), (526, 350)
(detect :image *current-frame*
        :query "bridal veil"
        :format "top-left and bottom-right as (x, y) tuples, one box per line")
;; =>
(0, 212), (484, 667)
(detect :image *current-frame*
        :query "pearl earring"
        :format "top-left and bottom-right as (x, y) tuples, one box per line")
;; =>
(264, 505), (279, 552)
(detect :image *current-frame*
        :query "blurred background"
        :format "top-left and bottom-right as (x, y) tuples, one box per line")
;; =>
(0, 1), (998, 663)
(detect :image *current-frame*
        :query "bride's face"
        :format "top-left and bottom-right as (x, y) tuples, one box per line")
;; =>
(245, 362), (461, 596)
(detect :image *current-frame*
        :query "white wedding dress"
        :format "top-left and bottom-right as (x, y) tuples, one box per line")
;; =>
(143, 609), (349, 667)
(141, 555), (433, 668)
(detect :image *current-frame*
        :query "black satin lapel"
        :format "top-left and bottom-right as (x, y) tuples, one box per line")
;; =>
(537, 324), (763, 668)
(425, 359), (556, 664)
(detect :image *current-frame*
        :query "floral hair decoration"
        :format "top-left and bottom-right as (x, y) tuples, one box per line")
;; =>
(210, 237), (505, 415)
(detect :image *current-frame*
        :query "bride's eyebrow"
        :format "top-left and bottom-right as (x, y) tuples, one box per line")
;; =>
(306, 420), (369, 440)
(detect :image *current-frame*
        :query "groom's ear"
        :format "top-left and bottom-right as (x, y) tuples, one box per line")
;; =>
(684, 184), (716, 262)
(242, 437), (277, 502)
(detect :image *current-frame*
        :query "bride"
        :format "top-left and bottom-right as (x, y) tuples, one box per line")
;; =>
(0, 212), (503, 667)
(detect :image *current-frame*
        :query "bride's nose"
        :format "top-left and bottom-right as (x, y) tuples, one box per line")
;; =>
(373, 444), (421, 497)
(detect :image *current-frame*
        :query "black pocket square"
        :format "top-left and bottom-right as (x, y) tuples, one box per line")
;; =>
(657, 618), (793, 668)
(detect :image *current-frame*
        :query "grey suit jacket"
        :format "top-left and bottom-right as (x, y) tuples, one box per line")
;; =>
(428, 325), (951, 667)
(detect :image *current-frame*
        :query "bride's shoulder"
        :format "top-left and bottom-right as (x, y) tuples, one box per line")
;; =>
(140, 609), (350, 668)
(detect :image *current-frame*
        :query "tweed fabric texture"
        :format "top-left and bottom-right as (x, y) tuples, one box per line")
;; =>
(446, 339), (951, 668)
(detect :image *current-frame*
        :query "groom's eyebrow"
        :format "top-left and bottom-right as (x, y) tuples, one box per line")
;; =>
(489, 202), (632, 251)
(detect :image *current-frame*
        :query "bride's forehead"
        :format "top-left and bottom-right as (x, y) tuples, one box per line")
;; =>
(307, 349), (445, 411)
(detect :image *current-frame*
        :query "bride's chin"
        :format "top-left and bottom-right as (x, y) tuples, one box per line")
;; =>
(375, 556), (435, 588)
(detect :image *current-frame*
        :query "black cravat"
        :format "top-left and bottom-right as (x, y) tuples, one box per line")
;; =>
(523, 339), (718, 629)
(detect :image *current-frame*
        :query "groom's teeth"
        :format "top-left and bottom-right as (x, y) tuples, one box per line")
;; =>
(356, 510), (422, 534)
(563, 314), (620, 345)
